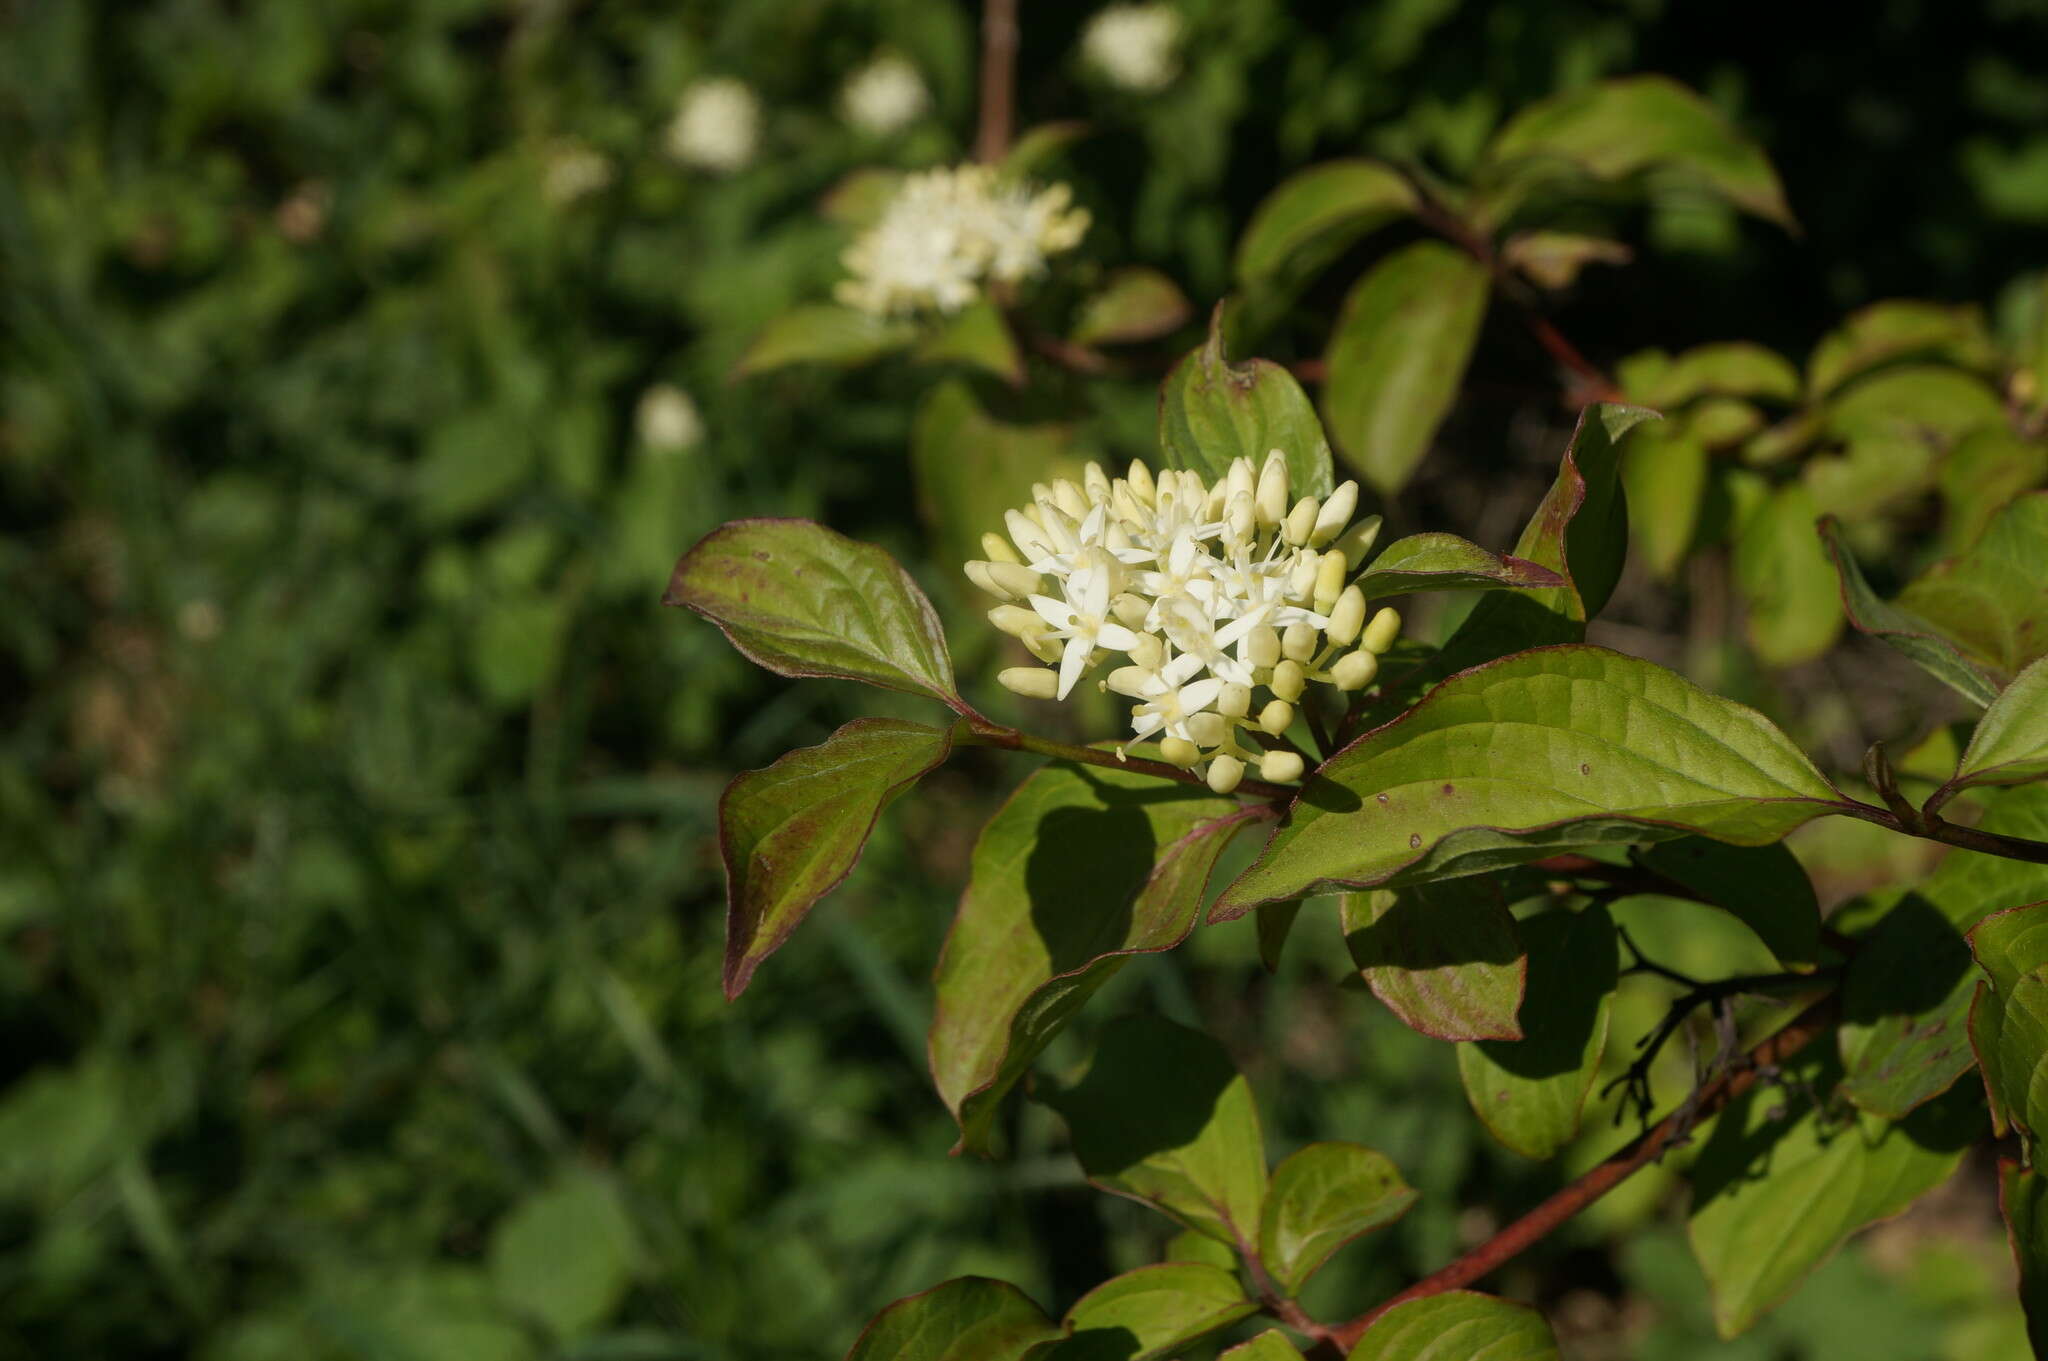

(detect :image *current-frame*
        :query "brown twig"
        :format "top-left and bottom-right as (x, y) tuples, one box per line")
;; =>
(1830, 799), (2048, 865)
(974, 0), (1019, 164)
(1326, 995), (1840, 1352)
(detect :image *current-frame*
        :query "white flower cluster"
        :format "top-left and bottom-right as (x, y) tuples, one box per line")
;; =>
(836, 165), (1090, 317)
(965, 452), (1401, 794)
(635, 383), (704, 454)
(841, 53), (929, 136)
(665, 78), (761, 173)
(1082, 3), (1184, 93)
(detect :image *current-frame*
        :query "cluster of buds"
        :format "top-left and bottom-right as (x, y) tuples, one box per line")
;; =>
(836, 165), (1090, 317)
(965, 452), (1402, 794)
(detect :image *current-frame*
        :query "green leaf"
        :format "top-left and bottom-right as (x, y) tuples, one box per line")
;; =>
(733, 303), (916, 377)
(1159, 309), (1336, 501)
(719, 718), (953, 998)
(1321, 241), (1490, 497)
(1072, 267), (1193, 347)
(1634, 838), (1822, 971)
(1259, 1143), (1418, 1294)
(846, 1277), (1060, 1361)
(487, 1170), (638, 1341)
(1687, 1062), (1981, 1338)
(1345, 1291), (1561, 1361)
(1221, 1330), (1305, 1361)
(1213, 646), (1841, 917)
(1969, 901), (2048, 1146)
(1046, 1015), (1266, 1248)
(1732, 483), (1844, 668)
(1938, 656), (2048, 807)
(1819, 517), (2001, 708)
(1060, 1263), (1256, 1361)
(1353, 533), (1563, 598)
(1897, 493), (2048, 678)
(1002, 121), (1090, 177)
(1256, 900), (1302, 973)
(1482, 75), (1794, 228)
(930, 768), (1248, 1155)
(665, 518), (964, 710)
(1163, 1229), (1237, 1271)
(912, 381), (1079, 571)
(1937, 426), (2048, 558)
(1822, 364), (2004, 447)
(1341, 881), (1526, 1041)
(1234, 160), (1418, 286)
(1499, 231), (1632, 291)
(1621, 422), (1709, 582)
(819, 168), (904, 227)
(1456, 904), (1618, 1159)
(916, 298), (1024, 385)
(1806, 300), (2000, 399)
(415, 409), (537, 527)
(2000, 1161), (2048, 1356)
(1619, 342), (1800, 409)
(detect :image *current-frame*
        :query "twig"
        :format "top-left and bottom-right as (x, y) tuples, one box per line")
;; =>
(974, 0), (1019, 164)
(956, 724), (1298, 803)
(1831, 798), (2048, 865)
(1326, 995), (1840, 1352)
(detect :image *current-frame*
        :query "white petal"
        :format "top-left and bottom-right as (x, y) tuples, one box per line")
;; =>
(1055, 636), (1090, 699)
(1029, 594), (1075, 630)
(1095, 622), (1140, 652)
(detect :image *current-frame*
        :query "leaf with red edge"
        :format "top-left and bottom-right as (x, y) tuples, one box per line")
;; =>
(1346, 1291), (1561, 1360)
(1341, 880), (1526, 1041)
(719, 718), (953, 998)
(1353, 533), (1565, 598)
(845, 1276), (1059, 1361)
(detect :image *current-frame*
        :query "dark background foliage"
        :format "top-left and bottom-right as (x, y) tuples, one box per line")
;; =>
(2, 1), (2044, 1357)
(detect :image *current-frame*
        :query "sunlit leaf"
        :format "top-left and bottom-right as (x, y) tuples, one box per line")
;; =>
(1059, 1263), (1257, 1361)
(1345, 1291), (1561, 1361)
(1621, 422), (1708, 582)
(1936, 656), (2048, 808)
(1234, 160), (1418, 286)
(1619, 342), (1800, 409)
(1353, 533), (1562, 597)
(1221, 1330), (1304, 1361)
(1159, 309), (1336, 500)
(1806, 300), (2000, 399)
(1259, 1143), (1417, 1294)
(1818, 517), (2000, 708)
(846, 1277), (1059, 1361)
(1733, 483), (1843, 668)
(1897, 493), (2048, 677)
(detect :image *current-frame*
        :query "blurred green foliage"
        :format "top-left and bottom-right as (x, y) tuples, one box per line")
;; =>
(3, 1), (2046, 1358)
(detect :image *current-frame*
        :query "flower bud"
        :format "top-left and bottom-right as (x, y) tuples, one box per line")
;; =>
(1111, 593), (1151, 629)
(1287, 549), (1320, 601)
(990, 560), (1044, 600)
(1083, 460), (1112, 502)
(1127, 632), (1164, 669)
(1024, 631), (1063, 663)
(1052, 478), (1089, 520)
(1106, 666), (1154, 698)
(1245, 624), (1282, 670)
(998, 666), (1059, 699)
(1269, 658), (1306, 702)
(1326, 585), (1367, 646)
(964, 559), (1003, 599)
(1186, 712), (1229, 748)
(1309, 480), (1359, 546)
(1363, 606), (1402, 655)
(1217, 682), (1251, 718)
(1314, 551), (1347, 614)
(1259, 700), (1294, 735)
(1005, 508), (1053, 561)
(1332, 650), (1379, 691)
(1226, 490), (1256, 542)
(1331, 514), (1383, 567)
(1226, 455), (1255, 505)
(1282, 495), (1320, 546)
(1111, 484), (1149, 527)
(981, 531), (1022, 565)
(1282, 621), (1318, 662)
(1160, 736), (1200, 767)
(1207, 753), (1245, 795)
(1126, 458), (1156, 506)
(988, 604), (1040, 637)
(1255, 452), (1289, 527)
(1260, 750), (1306, 783)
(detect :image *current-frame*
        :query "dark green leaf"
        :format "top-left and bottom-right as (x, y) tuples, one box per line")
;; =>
(665, 518), (963, 710)
(1071, 268), (1193, 347)
(415, 410), (537, 527)
(1341, 881), (1526, 1041)
(1256, 900), (1302, 973)
(911, 381), (1079, 571)
(1353, 533), (1563, 598)
(846, 1277), (1060, 1361)
(1806, 300), (2000, 399)
(1969, 901), (2048, 1146)
(1733, 483), (1843, 668)
(1059, 1263), (1256, 1361)
(1234, 161), (1418, 286)
(1456, 905), (1618, 1159)
(1213, 646), (1840, 917)
(1345, 1291), (1561, 1361)
(2000, 1161), (2048, 1356)
(1159, 309), (1336, 500)
(1002, 121), (1091, 177)
(1818, 517), (2001, 708)
(733, 303), (916, 377)
(720, 719), (954, 998)
(1898, 493), (2048, 677)
(1687, 1061), (1981, 1337)
(916, 299), (1025, 385)
(1046, 1015), (1266, 1247)
(1635, 838), (1822, 971)
(819, 168), (904, 227)
(1321, 241), (1490, 497)
(1259, 1143), (1418, 1294)
(930, 767), (1247, 1154)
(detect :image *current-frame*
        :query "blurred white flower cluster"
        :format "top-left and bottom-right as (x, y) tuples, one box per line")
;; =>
(541, 138), (612, 205)
(965, 453), (1400, 793)
(840, 53), (929, 136)
(1082, 3), (1184, 93)
(836, 165), (1090, 316)
(635, 384), (704, 454)
(665, 77), (760, 173)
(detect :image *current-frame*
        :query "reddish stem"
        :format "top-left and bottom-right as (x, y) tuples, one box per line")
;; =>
(974, 0), (1018, 164)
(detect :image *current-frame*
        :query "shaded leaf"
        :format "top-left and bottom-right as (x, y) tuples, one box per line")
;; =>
(415, 410), (537, 527)
(1635, 838), (1822, 971)
(1733, 483), (1843, 668)
(1353, 533), (1563, 597)
(1687, 1060), (1981, 1338)
(665, 518), (963, 710)
(1970, 901), (2048, 1146)
(733, 303), (915, 377)
(1072, 267), (1193, 347)
(1159, 309), (1336, 500)
(1321, 241), (1490, 497)
(1259, 1143), (1418, 1294)
(1457, 905), (1618, 1159)
(1346, 1291), (1560, 1361)
(1059, 1263), (1256, 1361)
(1214, 646), (1840, 917)
(1046, 1015), (1266, 1248)
(1002, 121), (1090, 177)
(1807, 300), (2000, 399)
(1234, 160), (1418, 286)
(912, 381), (1078, 571)
(719, 719), (953, 998)
(916, 298), (1024, 384)
(2000, 1161), (2048, 1357)
(1937, 426), (2048, 558)
(930, 767), (1247, 1154)
(1256, 900), (1302, 973)
(819, 168), (904, 227)
(1341, 881), (1526, 1041)
(1898, 493), (2048, 677)
(846, 1277), (1060, 1361)
(1819, 517), (2000, 708)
